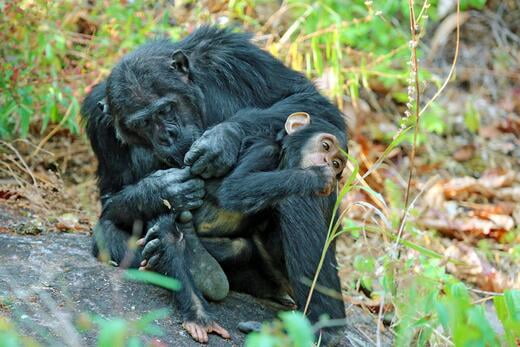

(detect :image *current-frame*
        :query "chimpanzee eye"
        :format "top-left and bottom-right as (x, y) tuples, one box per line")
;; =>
(142, 118), (151, 127)
(332, 160), (340, 169)
(322, 141), (330, 151)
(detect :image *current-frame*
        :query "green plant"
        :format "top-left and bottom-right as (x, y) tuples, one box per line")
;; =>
(245, 311), (314, 347)
(93, 309), (169, 347)
(0, 0), (186, 139)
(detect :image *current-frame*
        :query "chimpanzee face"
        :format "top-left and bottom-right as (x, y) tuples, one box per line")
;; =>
(105, 50), (205, 167)
(300, 133), (346, 177)
(284, 112), (347, 178)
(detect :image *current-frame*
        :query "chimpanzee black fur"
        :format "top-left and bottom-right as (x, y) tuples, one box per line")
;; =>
(82, 26), (347, 343)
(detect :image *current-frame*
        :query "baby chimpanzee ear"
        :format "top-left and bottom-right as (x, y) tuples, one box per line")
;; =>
(171, 50), (190, 78)
(285, 112), (311, 134)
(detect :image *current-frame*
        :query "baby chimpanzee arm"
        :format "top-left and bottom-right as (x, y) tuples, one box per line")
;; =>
(216, 139), (333, 215)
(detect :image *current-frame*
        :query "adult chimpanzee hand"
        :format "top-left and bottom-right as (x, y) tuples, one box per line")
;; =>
(144, 167), (205, 211)
(184, 122), (244, 179)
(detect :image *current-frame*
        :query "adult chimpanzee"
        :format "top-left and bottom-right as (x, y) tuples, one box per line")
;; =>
(138, 112), (347, 343)
(82, 26), (347, 343)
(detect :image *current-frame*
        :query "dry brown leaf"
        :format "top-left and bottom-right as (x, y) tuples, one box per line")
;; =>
(495, 187), (520, 202)
(479, 169), (516, 189)
(421, 213), (512, 240)
(453, 144), (476, 162)
(423, 181), (446, 210)
(445, 243), (514, 292)
(443, 177), (494, 199)
(442, 169), (516, 200)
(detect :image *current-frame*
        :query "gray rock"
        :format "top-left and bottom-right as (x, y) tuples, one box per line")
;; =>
(0, 232), (390, 346)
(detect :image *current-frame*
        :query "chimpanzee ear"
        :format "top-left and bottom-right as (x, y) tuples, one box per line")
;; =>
(171, 50), (190, 77)
(285, 112), (311, 134)
(97, 98), (109, 114)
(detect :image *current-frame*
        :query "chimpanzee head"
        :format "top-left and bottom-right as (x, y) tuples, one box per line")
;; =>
(102, 44), (206, 167)
(281, 112), (347, 178)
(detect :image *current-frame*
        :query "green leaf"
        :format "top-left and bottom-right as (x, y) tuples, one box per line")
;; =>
(421, 103), (446, 135)
(353, 255), (376, 273)
(464, 102), (480, 134)
(279, 311), (314, 347)
(245, 332), (279, 347)
(123, 269), (181, 291)
(97, 319), (127, 347)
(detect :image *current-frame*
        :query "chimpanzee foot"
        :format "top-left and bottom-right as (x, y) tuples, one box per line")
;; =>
(183, 320), (231, 344)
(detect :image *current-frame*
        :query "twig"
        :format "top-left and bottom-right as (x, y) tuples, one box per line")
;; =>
(395, 0), (460, 249)
(30, 102), (74, 159)
(0, 140), (37, 185)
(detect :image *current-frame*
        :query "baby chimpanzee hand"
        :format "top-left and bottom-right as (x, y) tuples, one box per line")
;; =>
(311, 165), (336, 196)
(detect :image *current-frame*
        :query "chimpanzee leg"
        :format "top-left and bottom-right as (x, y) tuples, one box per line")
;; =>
(91, 218), (143, 268)
(278, 195), (346, 342)
(138, 213), (230, 343)
(140, 213), (229, 301)
(200, 236), (295, 308)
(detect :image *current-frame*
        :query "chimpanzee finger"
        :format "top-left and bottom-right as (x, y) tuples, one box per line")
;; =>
(177, 218), (196, 235)
(181, 179), (205, 195)
(209, 323), (231, 339)
(142, 239), (161, 260)
(214, 164), (231, 178)
(140, 224), (161, 245)
(200, 165), (216, 179)
(184, 144), (204, 166)
(146, 254), (162, 270)
(185, 190), (206, 201)
(163, 167), (192, 183)
(184, 199), (204, 210)
(190, 153), (217, 176)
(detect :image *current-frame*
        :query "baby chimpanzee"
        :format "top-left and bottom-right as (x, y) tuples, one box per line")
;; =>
(139, 112), (347, 343)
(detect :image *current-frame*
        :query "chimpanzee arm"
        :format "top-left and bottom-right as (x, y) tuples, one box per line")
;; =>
(216, 139), (333, 214)
(278, 195), (346, 343)
(218, 167), (332, 214)
(101, 168), (205, 226)
(185, 89), (345, 178)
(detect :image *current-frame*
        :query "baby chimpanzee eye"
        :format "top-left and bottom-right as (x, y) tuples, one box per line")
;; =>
(322, 142), (330, 151)
(332, 160), (340, 169)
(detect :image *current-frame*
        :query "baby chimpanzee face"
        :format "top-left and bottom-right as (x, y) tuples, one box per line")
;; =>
(284, 112), (346, 178)
(300, 133), (346, 176)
